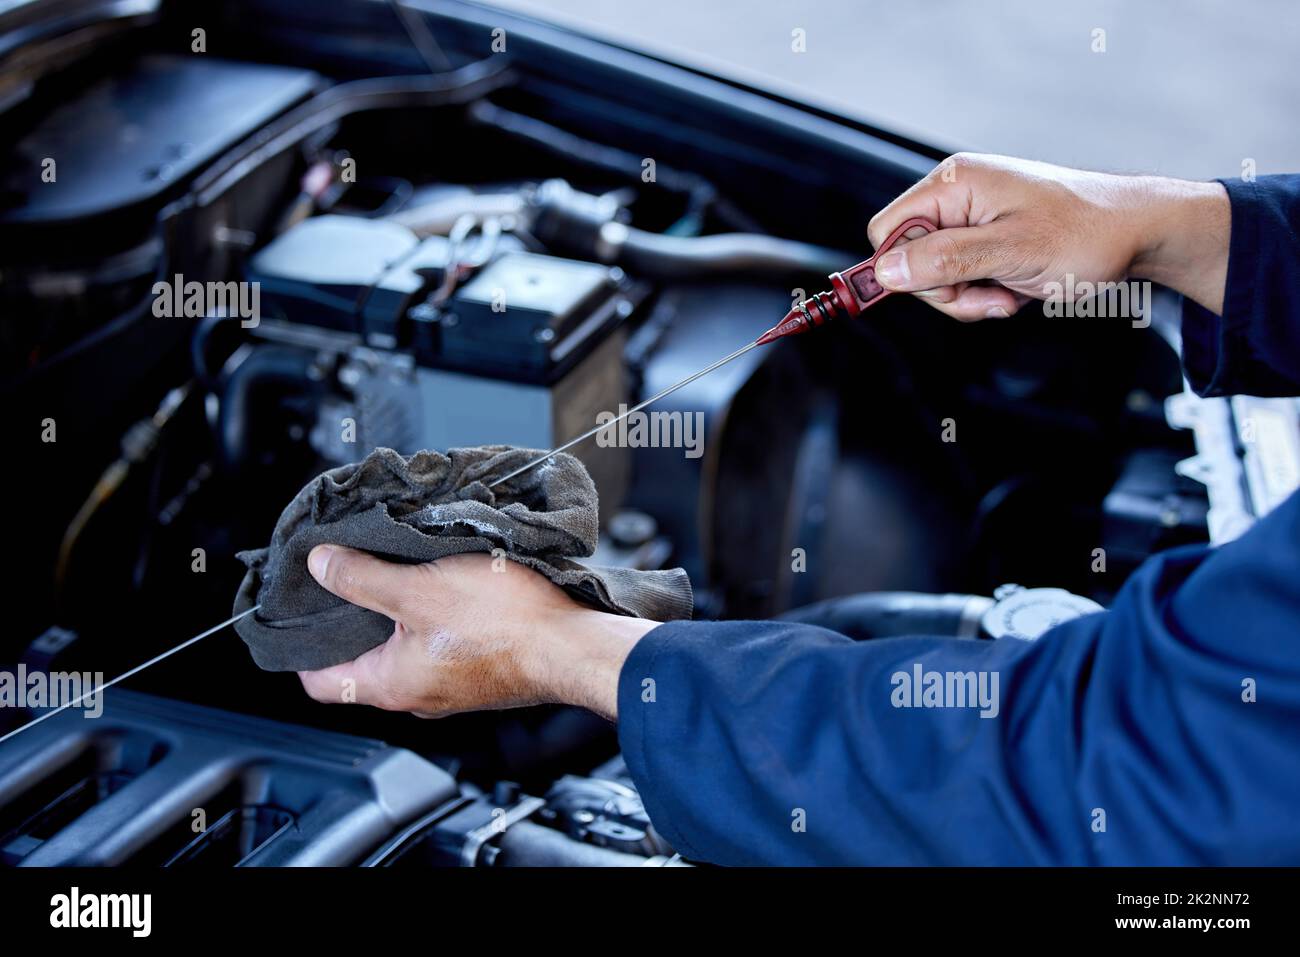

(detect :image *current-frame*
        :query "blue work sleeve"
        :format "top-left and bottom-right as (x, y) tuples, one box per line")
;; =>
(1182, 174), (1300, 396)
(619, 491), (1300, 864)
(617, 174), (1300, 865)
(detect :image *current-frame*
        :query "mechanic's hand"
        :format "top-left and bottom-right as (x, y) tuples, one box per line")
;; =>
(296, 546), (657, 720)
(868, 152), (1230, 319)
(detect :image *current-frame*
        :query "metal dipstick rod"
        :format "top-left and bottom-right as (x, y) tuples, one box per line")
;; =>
(0, 220), (938, 748)
(0, 341), (761, 749)
(0, 338), (756, 747)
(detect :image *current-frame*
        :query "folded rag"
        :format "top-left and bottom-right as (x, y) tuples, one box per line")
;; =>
(233, 446), (693, 671)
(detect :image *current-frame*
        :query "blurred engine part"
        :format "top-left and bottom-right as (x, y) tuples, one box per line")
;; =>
(0, 688), (678, 867)
(0, 690), (455, 867)
(538, 757), (674, 858)
(0, 54), (321, 371)
(55, 383), (191, 592)
(2, 55), (317, 232)
(526, 178), (852, 280)
(226, 210), (642, 517)
(978, 584), (1104, 642)
(781, 590), (994, 640)
(1100, 447), (1211, 581)
(1166, 389), (1300, 543)
(364, 762), (683, 868)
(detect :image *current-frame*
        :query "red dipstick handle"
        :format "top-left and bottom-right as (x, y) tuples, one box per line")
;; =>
(755, 217), (937, 345)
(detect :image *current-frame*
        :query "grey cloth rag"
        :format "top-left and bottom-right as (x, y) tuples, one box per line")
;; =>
(233, 446), (693, 672)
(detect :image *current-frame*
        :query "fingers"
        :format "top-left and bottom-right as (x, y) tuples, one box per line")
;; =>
(868, 153), (1032, 321)
(307, 544), (419, 621)
(868, 183), (948, 251)
(914, 285), (959, 305)
(924, 285), (1030, 322)
(297, 639), (397, 709)
(298, 660), (361, 706)
(873, 223), (1018, 293)
(867, 154), (975, 249)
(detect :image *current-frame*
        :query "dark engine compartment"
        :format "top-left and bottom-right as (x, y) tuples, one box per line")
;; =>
(0, 0), (1208, 866)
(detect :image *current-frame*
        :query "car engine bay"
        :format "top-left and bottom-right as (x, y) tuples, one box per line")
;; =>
(3, 0), (1272, 867)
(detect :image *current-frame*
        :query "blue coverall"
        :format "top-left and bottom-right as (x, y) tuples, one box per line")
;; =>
(617, 175), (1300, 865)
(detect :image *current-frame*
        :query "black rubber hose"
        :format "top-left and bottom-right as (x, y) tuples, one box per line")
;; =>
(614, 226), (850, 279)
(191, 314), (242, 391)
(529, 182), (853, 280)
(779, 591), (994, 642)
(216, 345), (315, 474)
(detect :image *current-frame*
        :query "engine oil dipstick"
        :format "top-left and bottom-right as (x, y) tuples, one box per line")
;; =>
(0, 220), (940, 739)
(755, 217), (936, 344)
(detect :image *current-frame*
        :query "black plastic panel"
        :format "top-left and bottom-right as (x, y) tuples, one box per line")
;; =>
(2, 55), (319, 227)
(0, 690), (457, 867)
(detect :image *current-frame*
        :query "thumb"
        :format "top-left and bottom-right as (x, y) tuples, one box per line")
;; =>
(874, 224), (1014, 292)
(307, 544), (417, 621)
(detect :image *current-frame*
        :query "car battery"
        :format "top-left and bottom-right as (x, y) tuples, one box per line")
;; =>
(439, 252), (626, 379)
